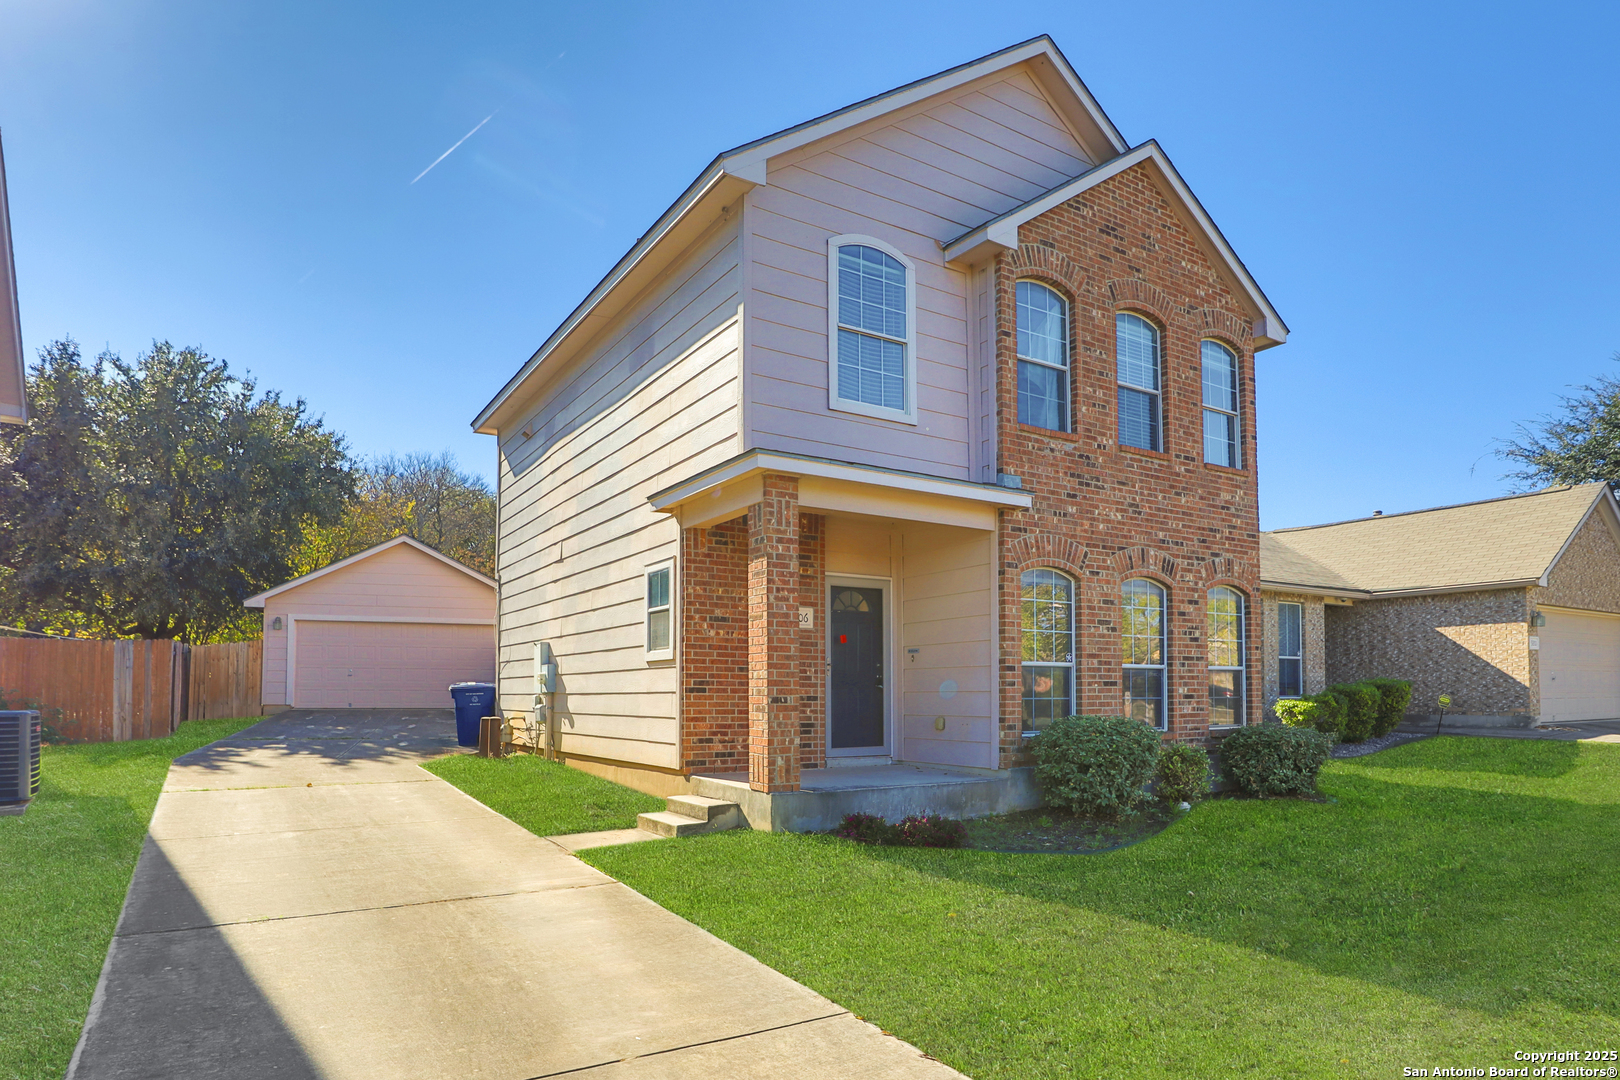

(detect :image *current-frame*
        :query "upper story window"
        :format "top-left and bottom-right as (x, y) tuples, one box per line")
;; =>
(1122, 578), (1167, 729)
(1016, 281), (1069, 432)
(828, 236), (917, 424)
(1201, 340), (1240, 467)
(1116, 313), (1161, 451)
(1277, 602), (1303, 698)
(645, 562), (674, 661)
(1020, 568), (1075, 732)
(1207, 587), (1245, 726)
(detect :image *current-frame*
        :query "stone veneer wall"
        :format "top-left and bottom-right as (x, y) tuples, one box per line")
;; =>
(1258, 591), (1327, 719)
(1324, 588), (1534, 717)
(1534, 507), (1620, 615)
(992, 160), (1264, 764)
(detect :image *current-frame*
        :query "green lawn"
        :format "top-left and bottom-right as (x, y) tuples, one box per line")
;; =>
(422, 752), (663, 836)
(0, 717), (262, 1080)
(577, 738), (1620, 1080)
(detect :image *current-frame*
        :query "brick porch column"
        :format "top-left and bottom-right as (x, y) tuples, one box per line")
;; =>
(748, 474), (801, 792)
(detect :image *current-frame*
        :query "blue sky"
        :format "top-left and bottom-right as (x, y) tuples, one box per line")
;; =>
(2, 0), (1616, 529)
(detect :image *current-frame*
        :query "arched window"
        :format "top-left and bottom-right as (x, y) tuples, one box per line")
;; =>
(1121, 578), (1166, 728)
(1116, 313), (1161, 451)
(1016, 281), (1069, 431)
(829, 237), (915, 422)
(1201, 340), (1240, 467)
(1207, 587), (1245, 726)
(1020, 568), (1075, 731)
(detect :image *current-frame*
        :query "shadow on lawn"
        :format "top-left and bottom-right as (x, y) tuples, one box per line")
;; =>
(1351, 735), (1583, 779)
(848, 765), (1620, 1022)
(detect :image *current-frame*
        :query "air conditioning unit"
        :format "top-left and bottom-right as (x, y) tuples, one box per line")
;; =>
(0, 711), (41, 816)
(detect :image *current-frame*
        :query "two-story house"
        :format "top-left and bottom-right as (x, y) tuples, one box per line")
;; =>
(472, 37), (1287, 811)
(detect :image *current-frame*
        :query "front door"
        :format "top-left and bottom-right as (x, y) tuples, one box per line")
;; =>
(830, 585), (885, 750)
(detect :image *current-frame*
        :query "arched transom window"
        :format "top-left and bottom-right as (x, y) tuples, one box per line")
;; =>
(1121, 578), (1166, 728)
(1016, 281), (1069, 432)
(1116, 313), (1162, 452)
(1207, 587), (1245, 726)
(1020, 568), (1075, 732)
(829, 238), (916, 422)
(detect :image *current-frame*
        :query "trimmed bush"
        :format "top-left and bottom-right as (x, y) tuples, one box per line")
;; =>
(895, 814), (967, 848)
(833, 812), (896, 844)
(1331, 681), (1381, 742)
(1364, 678), (1413, 737)
(1031, 714), (1162, 817)
(1155, 742), (1211, 804)
(1273, 692), (1344, 738)
(1220, 724), (1333, 797)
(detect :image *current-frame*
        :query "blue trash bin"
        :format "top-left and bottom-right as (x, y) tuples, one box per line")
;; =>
(448, 682), (497, 748)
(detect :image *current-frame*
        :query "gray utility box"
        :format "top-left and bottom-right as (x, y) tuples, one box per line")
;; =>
(0, 710), (41, 817)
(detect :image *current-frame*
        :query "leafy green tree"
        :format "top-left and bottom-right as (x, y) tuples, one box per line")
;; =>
(0, 340), (352, 640)
(1500, 356), (1620, 491)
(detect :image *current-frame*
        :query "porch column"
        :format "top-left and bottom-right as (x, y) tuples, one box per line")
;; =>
(748, 474), (801, 792)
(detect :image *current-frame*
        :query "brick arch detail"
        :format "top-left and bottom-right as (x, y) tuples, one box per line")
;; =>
(1110, 545), (1180, 583)
(1007, 533), (1090, 576)
(1008, 243), (1084, 295)
(1194, 307), (1253, 348)
(1107, 279), (1174, 323)
(1191, 556), (1256, 589)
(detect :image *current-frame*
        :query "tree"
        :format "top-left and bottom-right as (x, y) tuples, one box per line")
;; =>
(292, 452), (495, 578)
(0, 340), (352, 640)
(1499, 356), (1620, 492)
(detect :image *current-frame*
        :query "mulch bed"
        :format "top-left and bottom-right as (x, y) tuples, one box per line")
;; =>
(962, 804), (1182, 854)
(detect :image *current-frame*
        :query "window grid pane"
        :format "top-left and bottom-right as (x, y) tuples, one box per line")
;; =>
(1200, 340), (1237, 411)
(1021, 569), (1075, 731)
(836, 328), (906, 411)
(1016, 282), (1068, 368)
(1207, 587), (1245, 726)
(1203, 409), (1238, 468)
(1278, 603), (1303, 698)
(1018, 360), (1067, 431)
(1116, 314), (1159, 391)
(838, 246), (906, 339)
(1119, 387), (1159, 451)
(1122, 579), (1166, 729)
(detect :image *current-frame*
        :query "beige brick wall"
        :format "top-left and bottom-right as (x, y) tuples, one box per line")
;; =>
(1259, 591), (1327, 718)
(1324, 588), (1534, 717)
(1534, 508), (1620, 614)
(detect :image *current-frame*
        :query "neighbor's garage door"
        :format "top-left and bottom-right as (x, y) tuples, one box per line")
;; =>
(294, 621), (495, 709)
(1538, 610), (1620, 723)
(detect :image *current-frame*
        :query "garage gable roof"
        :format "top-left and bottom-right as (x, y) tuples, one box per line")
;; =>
(1261, 483), (1615, 597)
(243, 536), (495, 609)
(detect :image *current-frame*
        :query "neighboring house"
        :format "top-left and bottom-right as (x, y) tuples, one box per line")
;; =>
(245, 537), (496, 711)
(1259, 482), (1620, 724)
(0, 130), (28, 426)
(473, 36), (1288, 798)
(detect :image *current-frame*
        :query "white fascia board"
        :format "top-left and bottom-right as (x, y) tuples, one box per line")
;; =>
(718, 37), (1126, 181)
(471, 162), (757, 434)
(243, 535), (496, 608)
(1537, 485), (1615, 587)
(942, 141), (1289, 349)
(1362, 578), (1542, 600)
(649, 451), (1033, 512)
(1258, 579), (1371, 600)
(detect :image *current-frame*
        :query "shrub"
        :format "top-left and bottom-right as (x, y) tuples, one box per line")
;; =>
(1031, 714), (1162, 817)
(1364, 678), (1413, 737)
(1155, 742), (1211, 804)
(1331, 681), (1381, 742)
(1220, 724), (1333, 797)
(895, 814), (967, 848)
(1274, 691), (1345, 738)
(833, 812), (896, 844)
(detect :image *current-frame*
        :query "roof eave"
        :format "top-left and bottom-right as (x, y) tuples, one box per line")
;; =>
(1259, 579), (1370, 600)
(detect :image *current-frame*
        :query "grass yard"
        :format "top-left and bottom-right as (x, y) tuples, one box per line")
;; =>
(422, 752), (663, 836)
(0, 717), (262, 1080)
(578, 738), (1620, 1080)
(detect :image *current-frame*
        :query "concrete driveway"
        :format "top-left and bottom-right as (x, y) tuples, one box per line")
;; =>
(69, 710), (963, 1079)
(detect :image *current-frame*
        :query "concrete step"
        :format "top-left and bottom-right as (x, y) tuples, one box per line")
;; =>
(636, 795), (744, 838)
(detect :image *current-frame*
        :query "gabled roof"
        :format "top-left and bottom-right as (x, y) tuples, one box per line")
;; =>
(1260, 483), (1617, 597)
(243, 536), (495, 609)
(471, 36), (1129, 436)
(0, 130), (27, 426)
(943, 141), (1288, 349)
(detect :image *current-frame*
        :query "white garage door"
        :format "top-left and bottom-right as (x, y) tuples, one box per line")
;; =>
(294, 621), (496, 709)
(1539, 610), (1620, 723)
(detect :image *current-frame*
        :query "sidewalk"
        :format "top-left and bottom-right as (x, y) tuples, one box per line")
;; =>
(68, 711), (964, 1079)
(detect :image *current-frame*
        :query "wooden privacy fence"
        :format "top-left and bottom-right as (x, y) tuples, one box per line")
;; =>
(0, 637), (263, 743)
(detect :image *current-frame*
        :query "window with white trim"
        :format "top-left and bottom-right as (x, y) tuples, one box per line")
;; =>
(1017, 281), (1069, 431)
(1207, 587), (1245, 726)
(1122, 578), (1167, 728)
(827, 236), (916, 423)
(1201, 340), (1240, 467)
(1277, 602), (1303, 698)
(1116, 313), (1161, 451)
(1020, 568), (1075, 732)
(645, 563), (674, 661)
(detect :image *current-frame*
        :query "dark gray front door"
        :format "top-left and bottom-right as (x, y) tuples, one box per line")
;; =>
(830, 586), (884, 750)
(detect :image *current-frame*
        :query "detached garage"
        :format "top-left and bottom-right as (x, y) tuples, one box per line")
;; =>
(246, 537), (496, 711)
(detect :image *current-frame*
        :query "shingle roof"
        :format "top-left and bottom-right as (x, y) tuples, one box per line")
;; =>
(1260, 483), (1609, 595)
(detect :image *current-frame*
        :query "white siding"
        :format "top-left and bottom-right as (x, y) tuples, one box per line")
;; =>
(743, 66), (1090, 479)
(497, 219), (743, 769)
(898, 523), (996, 768)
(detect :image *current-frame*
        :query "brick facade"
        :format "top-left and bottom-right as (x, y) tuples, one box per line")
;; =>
(992, 162), (1264, 765)
(1258, 591), (1328, 719)
(1325, 589), (1534, 717)
(1534, 511), (1620, 615)
(679, 517), (749, 773)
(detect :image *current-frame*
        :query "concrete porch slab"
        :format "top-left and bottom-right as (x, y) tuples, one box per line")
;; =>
(687, 764), (1041, 832)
